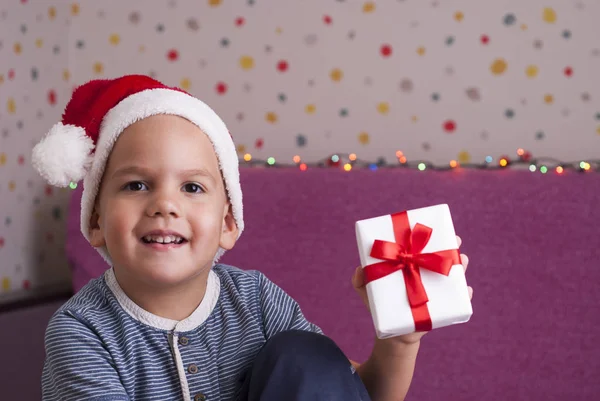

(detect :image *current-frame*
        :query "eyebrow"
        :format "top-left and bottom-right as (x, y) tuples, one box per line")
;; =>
(111, 166), (217, 184)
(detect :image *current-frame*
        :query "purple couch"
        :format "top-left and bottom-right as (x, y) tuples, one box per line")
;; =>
(65, 168), (599, 400)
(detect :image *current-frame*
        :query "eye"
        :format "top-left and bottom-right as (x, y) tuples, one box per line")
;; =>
(124, 181), (148, 191)
(183, 183), (204, 193)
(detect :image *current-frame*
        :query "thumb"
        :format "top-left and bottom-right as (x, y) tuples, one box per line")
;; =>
(352, 266), (370, 309)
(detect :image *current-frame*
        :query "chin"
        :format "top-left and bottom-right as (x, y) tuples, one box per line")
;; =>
(132, 263), (205, 288)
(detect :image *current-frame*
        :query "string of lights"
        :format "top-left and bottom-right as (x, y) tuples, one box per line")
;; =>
(239, 148), (598, 174)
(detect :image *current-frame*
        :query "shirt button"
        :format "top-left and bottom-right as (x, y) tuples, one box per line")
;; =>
(179, 336), (189, 346)
(188, 364), (199, 374)
(194, 394), (206, 401)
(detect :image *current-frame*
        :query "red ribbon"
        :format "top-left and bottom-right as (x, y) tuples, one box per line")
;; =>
(363, 211), (461, 332)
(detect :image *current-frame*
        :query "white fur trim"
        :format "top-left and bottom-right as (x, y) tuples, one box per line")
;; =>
(80, 88), (244, 266)
(31, 123), (95, 187)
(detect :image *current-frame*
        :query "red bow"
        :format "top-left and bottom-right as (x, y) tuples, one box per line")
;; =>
(363, 211), (461, 331)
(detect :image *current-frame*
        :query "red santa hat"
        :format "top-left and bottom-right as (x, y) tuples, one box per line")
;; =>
(31, 75), (243, 264)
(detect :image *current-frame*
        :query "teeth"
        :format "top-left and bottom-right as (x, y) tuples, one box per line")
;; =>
(143, 235), (184, 244)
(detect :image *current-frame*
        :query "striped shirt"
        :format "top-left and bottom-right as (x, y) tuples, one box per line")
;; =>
(42, 264), (322, 401)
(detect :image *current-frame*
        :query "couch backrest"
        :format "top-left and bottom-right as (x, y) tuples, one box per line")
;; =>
(67, 169), (600, 401)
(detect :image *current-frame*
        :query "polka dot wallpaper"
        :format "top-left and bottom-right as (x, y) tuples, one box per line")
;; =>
(1, 0), (599, 300)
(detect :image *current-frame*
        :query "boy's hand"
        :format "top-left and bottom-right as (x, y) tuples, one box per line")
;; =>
(352, 235), (473, 346)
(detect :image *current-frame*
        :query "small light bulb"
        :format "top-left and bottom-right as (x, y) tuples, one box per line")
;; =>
(485, 156), (493, 163)
(540, 165), (548, 174)
(499, 158), (508, 167)
(556, 166), (564, 174)
(344, 163), (352, 171)
(299, 163), (308, 171)
(517, 148), (524, 156)
(529, 164), (536, 172)
(331, 154), (340, 163)
(449, 160), (458, 168)
(349, 153), (357, 161)
(267, 157), (276, 165)
(584, 163), (591, 171)
(293, 155), (301, 163)
(244, 153), (252, 162)
(395, 150), (404, 158)
(579, 161), (586, 169)
(399, 156), (407, 163)
(69, 182), (77, 189)
(418, 163), (426, 171)
(369, 164), (378, 171)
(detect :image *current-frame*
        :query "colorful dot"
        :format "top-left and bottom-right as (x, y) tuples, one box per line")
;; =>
(109, 33), (120, 45)
(597, 126), (600, 135)
(156, 24), (165, 32)
(0, 153), (6, 165)
(443, 120), (456, 132)
(215, 81), (227, 94)
(265, 112), (278, 123)
(416, 46), (426, 56)
(505, 109), (515, 118)
(9, 181), (16, 191)
(544, 94), (554, 104)
(76, 40), (85, 49)
(525, 65), (539, 78)
(48, 6), (56, 20)
(330, 68), (343, 81)
(490, 58), (508, 75)
(358, 131), (370, 145)
(380, 44), (392, 57)
(277, 60), (289, 72)
(235, 17), (245, 26)
(239, 55), (255, 70)
(236, 144), (246, 154)
(363, 2), (376, 13)
(595, 112), (600, 120)
(562, 30), (571, 39)
(411, 115), (419, 123)
(305, 104), (316, 114)
(17, 155), (24, 165)
(7, 98), (16, 114)
(180, 78), (191, 91)
(129, 11), (141, 24)
(93, 62), (103, 75)
(14, 42), (22, 54)
(339, 108), (348, 117)
(255, 138), (264, 149)
(278, 93), (287, 103)
(521, 24), (528, 31)
(564, 66), (573, 77)
(35, 38), (43, 48)
(480, 35), (490, 44)
(52, 206), (62, 220)
(20, 24), (27, 34)
(209, 0), (222, 6)
(296, 134), (307, 147)
(431, 93), (440, 102)
(2, 277), (10, 291)
(454, 11), (464, 22)
(23, 280), (30, 290)
(63, 69), (70, 81)
(445, 36), (455, 46)
(71, 3), (80, 16)
(323, 15), (332, 25)
(535, 131), (545, 140)
(377, 102), (389, 115)
(187, 18), (200, 31)
(399, 79), (414, 92)
(533, 39), (543, 49)
(503, 13), (516, 25)
(167, 49), (179, 61)
(48, 90), (57, 106)
(31, 67), (38, 81)
(542, 7), (557, 23)
(5, 217), (11, 226)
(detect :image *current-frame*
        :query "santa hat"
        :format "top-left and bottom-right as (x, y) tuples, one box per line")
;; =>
(31, 74), (243, 265)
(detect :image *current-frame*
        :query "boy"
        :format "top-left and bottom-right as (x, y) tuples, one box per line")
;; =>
(32, 75), (473, 401)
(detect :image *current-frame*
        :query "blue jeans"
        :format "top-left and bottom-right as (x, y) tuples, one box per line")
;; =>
(236, 330), (371, 401)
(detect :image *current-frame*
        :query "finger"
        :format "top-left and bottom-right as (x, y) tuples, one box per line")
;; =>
(456, 235), (462, 248)
(468, 286), (473, 300)
(352, 266), (365, 289)
(461, 253), (469, 272)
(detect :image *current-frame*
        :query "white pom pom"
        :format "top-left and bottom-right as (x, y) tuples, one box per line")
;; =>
(31, 123), (95, 187)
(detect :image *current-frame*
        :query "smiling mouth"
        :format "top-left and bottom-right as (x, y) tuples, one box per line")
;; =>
(141, 235), (188, 245)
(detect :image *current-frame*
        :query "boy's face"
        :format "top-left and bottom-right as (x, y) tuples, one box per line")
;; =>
(89, 114), (238, 288)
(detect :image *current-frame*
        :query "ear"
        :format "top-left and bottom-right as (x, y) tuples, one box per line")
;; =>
(88, 204), (106, 248)
(219, 202), (239, 250)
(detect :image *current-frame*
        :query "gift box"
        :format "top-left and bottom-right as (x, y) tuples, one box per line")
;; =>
(355, 204), (472, 339)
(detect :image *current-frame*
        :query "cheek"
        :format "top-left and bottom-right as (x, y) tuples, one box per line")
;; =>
(102, 200), (138, 238)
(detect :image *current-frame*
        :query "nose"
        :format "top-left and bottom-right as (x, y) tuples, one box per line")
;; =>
(145, 191), (181, 218)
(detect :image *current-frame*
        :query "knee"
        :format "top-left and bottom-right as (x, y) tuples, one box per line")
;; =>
(260, 330), (348, 367)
